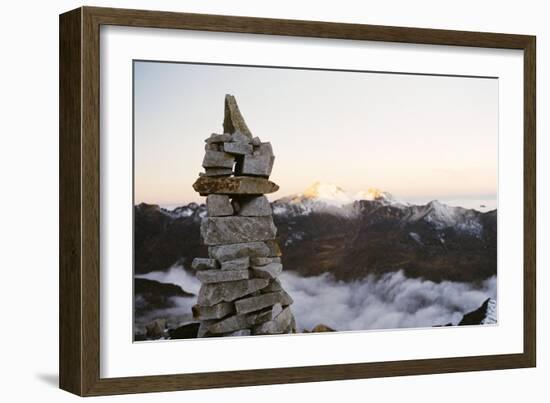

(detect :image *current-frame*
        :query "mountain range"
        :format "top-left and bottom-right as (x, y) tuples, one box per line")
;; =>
(135, 182), (496, 284)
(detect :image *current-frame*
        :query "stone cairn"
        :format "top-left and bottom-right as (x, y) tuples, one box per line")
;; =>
(191, 94), (296, 337)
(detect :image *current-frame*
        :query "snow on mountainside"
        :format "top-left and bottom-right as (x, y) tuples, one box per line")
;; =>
(140, 182), (493, 237)
(301, 182), (352, 207)
(272, 182), (490, 236)
(163, 202), (206, 219)
(481, 298), (498, 325)
(273, 181), (400, 217)
(458, 298), (497, 326)
(403, 200), (483, 237)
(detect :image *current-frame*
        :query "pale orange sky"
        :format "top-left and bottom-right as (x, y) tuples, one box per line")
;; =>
(134, 61), (498, 207)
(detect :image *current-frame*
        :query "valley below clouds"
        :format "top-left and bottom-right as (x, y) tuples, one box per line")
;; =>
(138, 265), (496, 333)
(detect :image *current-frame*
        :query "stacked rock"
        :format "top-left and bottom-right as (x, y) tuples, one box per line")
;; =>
(191, 94), (296, 337)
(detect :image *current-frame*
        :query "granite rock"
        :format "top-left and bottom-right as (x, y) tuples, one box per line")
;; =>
(230, 132), (252, 144)
(192, 302), (234, 320)
(192, 258), (219, 271)
(253, 307), (294, 335)
(197, 320), (216, 337)
(200, 216), (277, 246)
(252, 262), (283, 279)
(250, 257), (281, 266)
(239, 154), (275, 177)
(202, 150), (235, 169)
(191, 94), (295, 337)
(279, 290), (294, 306)
(235, 292), (285, 315)
(221, 256), (250, 271)
(207, 314), (249, 334)
(223, 94), (253, 138)
(233, 195), (272, 216)
(265, 239), (282, 257)
(205, 142), (221, 151)
(206, 194), (234, 216)
(262, 278), (283, 293)
(223, 142), (253, 155)
(206, 133), (232, 143)
(197, 278), (269, 306)
(246, 304), (280, 325)
(209, 242), (270, 262)
(193, 176), (279, 196)
(255, 142), (274, 156)
(199, 168), (233, 177)
(196, 269), (249, 284)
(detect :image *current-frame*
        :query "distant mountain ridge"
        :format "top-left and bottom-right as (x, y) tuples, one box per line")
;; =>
(273, 183), (489, 237)
(134, 183), (496, 284)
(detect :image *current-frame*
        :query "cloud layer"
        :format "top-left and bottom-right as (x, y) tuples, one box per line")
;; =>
(137, 266), (496, 332)
(279, 270), (496, 331)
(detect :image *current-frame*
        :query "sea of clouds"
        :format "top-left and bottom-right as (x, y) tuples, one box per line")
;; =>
(137, 266), (496, 332)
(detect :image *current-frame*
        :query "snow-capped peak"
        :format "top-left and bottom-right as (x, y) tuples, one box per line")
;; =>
(293, 182), (396, 206)
(272, 182), (400, 217)
(353, 188), (394, 203)
(301, 182), (353, 207)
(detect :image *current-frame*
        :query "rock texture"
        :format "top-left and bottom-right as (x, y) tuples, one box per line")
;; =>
(193, 176), (279, 196)
(200, 216), (277, 245)
(191, 94), (295, 337)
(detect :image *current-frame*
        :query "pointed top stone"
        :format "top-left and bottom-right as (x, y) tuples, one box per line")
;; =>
(223, 94), (253, 139)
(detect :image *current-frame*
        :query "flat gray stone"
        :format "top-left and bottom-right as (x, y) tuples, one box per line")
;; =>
(279, 290), (294, 306)
(230, 132), (252, 143)
(209, 242), (270, 262)
(207, 314), (249, 334)
(233, 195), (272, 216)
(192, 302), (234, 320)
(209, 305), (285, 334)
(246, 303), (282, 325)
(197, 320), (216, 337)
(235, 292), (285, 315)
(206, 195), (234, 216)
(239, 154), (275, 177)
(197, 278), (269, 306)
(206, 133), (232, 143)
(223, 94), (253, 138)
(196, 269), (249, 284)
(252, 262), (283, 280)
(201, 216), (277, 246)
(221, 256), (250, 271)
(193, 176), (279, 196)
(265, 239), (282, 257)
(199, 168), (233, 177)
(253, 307), (294, 335)
(192, 258), (219, 271)
(255, 142), (274, 156)
(250, 257), (281, 266)
(263, 278), (283, 293)
(202, 150), (235, 169)
(271, 303), (284, 318)
(223, 141), (253, 155)
(205, 142), (221, 151)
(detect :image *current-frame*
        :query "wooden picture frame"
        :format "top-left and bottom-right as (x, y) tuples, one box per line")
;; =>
(59, 6), (536, 396)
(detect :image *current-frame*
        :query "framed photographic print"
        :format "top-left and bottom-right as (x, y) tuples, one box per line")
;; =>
(59, 6), (536, 396)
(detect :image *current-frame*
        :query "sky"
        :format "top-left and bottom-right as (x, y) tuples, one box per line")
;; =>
(134, 61), (498, 208)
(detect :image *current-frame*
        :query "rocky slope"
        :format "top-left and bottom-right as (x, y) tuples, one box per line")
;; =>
(459, 298), (497, 325)
(134, 183), (497, 284)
